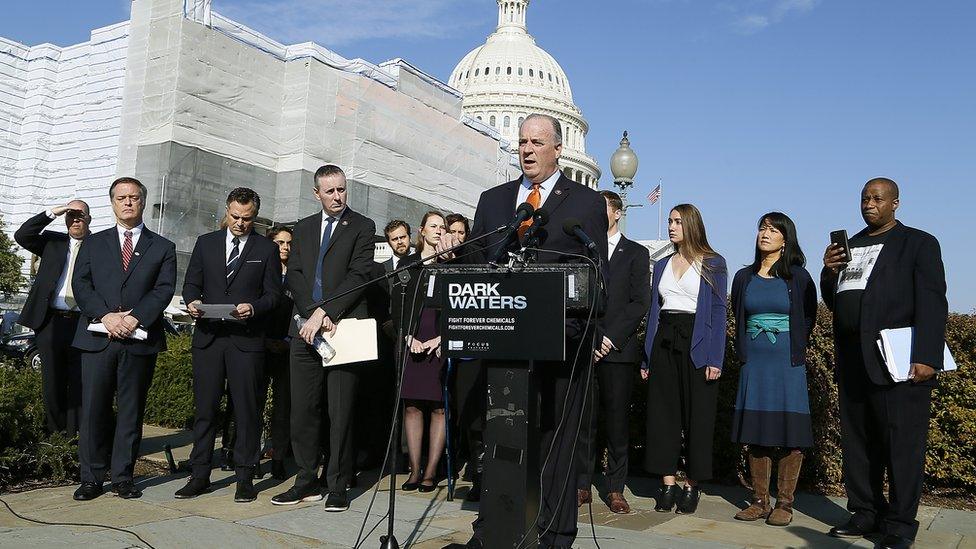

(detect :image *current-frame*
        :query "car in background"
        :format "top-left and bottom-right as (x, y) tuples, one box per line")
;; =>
(0, 309), (39, 369)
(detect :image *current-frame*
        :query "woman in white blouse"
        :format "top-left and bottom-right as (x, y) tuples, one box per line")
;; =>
(641, 204), (728, 515)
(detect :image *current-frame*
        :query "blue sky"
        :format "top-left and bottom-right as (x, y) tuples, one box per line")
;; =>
(3, 1), (974, 311)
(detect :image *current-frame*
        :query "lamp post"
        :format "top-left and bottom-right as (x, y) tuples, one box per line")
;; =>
(610, 130), (641, 231)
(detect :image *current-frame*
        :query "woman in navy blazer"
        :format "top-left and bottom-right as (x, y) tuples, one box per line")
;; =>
(642, 204), (728, 515)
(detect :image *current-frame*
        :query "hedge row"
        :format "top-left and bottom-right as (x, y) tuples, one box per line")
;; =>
(2, 307), (974, 493)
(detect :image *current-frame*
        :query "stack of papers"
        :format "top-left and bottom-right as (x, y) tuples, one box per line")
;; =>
(876, 327), (958, 382)
(87, 322), (148, 341)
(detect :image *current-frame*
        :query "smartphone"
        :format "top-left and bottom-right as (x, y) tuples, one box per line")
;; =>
(829, 230), (852, 263)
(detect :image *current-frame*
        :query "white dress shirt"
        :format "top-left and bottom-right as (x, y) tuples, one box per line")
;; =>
(516, 169), (561, 208)
(225, 229), (249, 262)
(320, 208), (346, 244)
(116, 223), (144, 250)
(608, 232), (622, 260)
(659, 256), (701, 313)
(52, 237), (84, 311)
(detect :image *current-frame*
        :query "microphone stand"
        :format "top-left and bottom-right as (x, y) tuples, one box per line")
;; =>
(305, 224), (512, 549)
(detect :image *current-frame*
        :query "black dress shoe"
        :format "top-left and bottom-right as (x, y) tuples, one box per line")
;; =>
(880, 534), (913, 549)
(463, 536), (484, 549)
(401, 479), (420, 491)
(654, 484), (681, 512)
(235, 478), (258, 503)
(417, 478), (437, 493)
(174, 477), (210, 499)
(111, 480), (142, 499)
(220, 448), (235, 472)
(324, 490), (349, 512)
(675, 485), (701, 514)
(271, 459), (287, 480)
(73, 482), (103, 501)
(271, 484), (324, 505)
(828, 517), (879, 538)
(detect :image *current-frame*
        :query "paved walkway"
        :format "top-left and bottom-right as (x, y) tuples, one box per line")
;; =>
(0, 426), (973, 548)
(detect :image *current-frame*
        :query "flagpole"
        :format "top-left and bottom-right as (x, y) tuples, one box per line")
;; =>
(658, 178), (663, 240)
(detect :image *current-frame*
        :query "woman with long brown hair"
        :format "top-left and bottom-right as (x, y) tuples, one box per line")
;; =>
(641, 204), (728, 515)
(392, 211), (449, 492)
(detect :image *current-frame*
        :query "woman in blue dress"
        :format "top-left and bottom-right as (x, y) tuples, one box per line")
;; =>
(730, 212), (817, 527)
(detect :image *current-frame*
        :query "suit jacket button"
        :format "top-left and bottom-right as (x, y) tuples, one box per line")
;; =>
(225, 291), (230, 295)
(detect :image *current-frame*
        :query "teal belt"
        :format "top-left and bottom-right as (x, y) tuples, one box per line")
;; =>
(746, 313), (790, 344)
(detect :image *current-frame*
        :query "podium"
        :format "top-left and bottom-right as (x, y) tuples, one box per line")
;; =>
(430, 264), (595, 549)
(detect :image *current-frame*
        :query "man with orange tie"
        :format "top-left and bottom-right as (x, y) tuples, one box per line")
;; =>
(15, 200), (92, 435)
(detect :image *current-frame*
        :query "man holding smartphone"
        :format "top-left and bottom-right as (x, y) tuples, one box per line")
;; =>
(821, 177), (947, 549)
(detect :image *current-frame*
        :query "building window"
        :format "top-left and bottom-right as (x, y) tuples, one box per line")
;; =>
(489, 115), (496, 126)
(466, 71), (470, 78)
(529, 68), (534, 77)
(485, 66), (490, 75)
(504, 116), (511, 128)
(548, 73), (553, 82)
(475, 68), (479, 76)
(507, 66), (512, 75)
(495, 66), (500, 75)
(476, 116), (483, 121)
(518, 67), (523, 76)
(518, 116), (524, 127)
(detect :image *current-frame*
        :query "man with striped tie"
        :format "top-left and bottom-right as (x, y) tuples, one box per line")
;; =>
(175, 187), (282, 503)
(71, 177), (177, 501)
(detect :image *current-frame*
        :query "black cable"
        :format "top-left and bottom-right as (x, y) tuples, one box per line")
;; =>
(512, 249), (602, 549)
(0, 496), (159, 549)
(352, 262), (428, 549)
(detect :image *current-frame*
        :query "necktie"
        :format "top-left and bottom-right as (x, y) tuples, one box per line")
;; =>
(227, 236), (241, 278)
(121, 230), (133, 271)
(64, 240), (81, 309)
(518, 183), (542, 239)
(312, 217), (336, 302)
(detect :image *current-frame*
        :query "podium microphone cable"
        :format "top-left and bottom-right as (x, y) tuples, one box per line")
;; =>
(0, 496), (159, 549)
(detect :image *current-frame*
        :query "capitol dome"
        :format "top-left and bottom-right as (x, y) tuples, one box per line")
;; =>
(450, 0), (601, 188)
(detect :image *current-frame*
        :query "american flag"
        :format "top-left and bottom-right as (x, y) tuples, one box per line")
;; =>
(647, 184), (661, 205)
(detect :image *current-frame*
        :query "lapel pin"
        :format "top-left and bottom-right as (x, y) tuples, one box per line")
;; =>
(342, 220), (349, 226)
(555, 189), (563, 195)
(134, 251), (141, 256)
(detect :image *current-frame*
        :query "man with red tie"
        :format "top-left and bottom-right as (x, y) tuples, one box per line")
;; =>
(70, 177), (176, 501)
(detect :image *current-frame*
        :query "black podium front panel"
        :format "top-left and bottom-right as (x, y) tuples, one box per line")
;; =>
(439, 270), (565, 361)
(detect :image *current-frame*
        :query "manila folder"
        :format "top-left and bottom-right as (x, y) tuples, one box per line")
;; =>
(322, 318), (378, 367)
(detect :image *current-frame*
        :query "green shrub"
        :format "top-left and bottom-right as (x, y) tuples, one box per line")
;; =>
(0, 361), (77, 489)
(144, 333), (196, 429)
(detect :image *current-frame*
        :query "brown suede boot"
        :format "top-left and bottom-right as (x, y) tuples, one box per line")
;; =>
(735, 447), (772, 521)
(767, 450), (803, 527)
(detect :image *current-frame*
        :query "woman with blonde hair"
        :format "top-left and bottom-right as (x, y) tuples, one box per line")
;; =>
(642, 204), (728, 515)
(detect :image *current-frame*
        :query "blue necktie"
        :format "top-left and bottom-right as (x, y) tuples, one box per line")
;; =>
(226, 236), (241, 278)
(312, 217), (336, 302)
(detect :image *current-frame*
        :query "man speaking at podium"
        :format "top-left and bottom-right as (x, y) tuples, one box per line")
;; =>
(445, 114), (608, 549)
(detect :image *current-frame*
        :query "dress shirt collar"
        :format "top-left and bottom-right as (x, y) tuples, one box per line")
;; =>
(226, 228), (249, 247)
(520, 169), (561, 193)
(608, 231), (622, 250)
(322, 207), (346, 225)
(116, 222), (144, 237)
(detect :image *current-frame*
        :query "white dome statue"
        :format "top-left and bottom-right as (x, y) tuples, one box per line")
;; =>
(450, 0), (601, 188)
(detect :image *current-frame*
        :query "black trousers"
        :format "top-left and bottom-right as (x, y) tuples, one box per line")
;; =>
(35, 312), (82, 434)
(188, 337), (263, 480)
(454, 358), (486, 474)
(644, 312), (718, 481)
(290, 337), (359, 492)
(836, 335), (932, 540)
(578, 360), (636, 493)
(263, 348), (291, 458)
(78, 342), (155, 484)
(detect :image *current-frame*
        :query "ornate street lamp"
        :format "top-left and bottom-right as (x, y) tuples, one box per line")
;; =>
(610, 131), (641, 229)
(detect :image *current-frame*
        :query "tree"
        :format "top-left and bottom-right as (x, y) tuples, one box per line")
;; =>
(0, 214), (25, 297)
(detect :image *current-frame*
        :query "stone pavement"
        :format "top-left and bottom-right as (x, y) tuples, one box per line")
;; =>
(0, 426), (973, 548)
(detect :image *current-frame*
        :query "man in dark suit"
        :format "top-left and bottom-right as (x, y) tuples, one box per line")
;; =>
(14, 201), (92, 434)
(173, 188), (281, 502)
(71, 177), (177, 501)
(450, 114), (609, 549)
(580, 190), (651, 514)
(271, 164), (376, 512)
(821, 177), (948, 549)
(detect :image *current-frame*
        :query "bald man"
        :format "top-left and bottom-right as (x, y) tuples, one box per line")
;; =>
(15, 200), (93, 434)
(821, 178), (948, 549)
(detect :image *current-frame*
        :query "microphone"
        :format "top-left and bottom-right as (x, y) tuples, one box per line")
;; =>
(521, 208), (549, 245)
(562, 217), (598, 254)
(492, 202), (536, 263)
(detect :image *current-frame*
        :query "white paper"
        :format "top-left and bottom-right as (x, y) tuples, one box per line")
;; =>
(322, 318), (378, 367)
(87, 322), (148, 341)
(837, 244), (884, 293)
(877, 327), (958, 382)
(196, 303), (238, 319)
